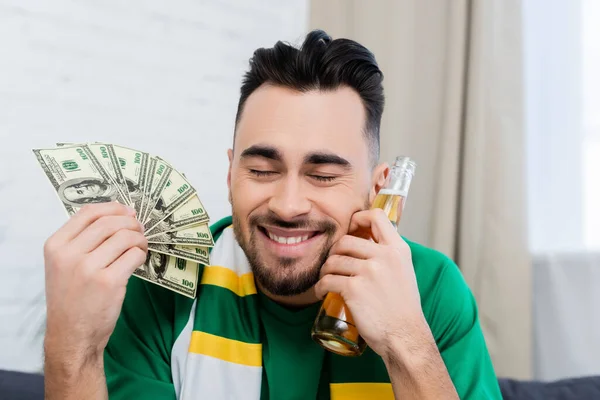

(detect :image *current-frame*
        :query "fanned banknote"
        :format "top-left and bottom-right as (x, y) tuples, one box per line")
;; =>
(113, 144), (150, 218)
(147, 222), (214, 247)
(148, 243), (210, 266)
(143, 158), (196, 229)
(133, 252), (201, 298)
(34, 143), (213, 298)
(34, 144), (129, 215)
(145, 194), (209, 238)
(57, 142), (132, 205)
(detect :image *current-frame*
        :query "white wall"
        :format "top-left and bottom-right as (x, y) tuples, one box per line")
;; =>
(0, 0), (308, 372)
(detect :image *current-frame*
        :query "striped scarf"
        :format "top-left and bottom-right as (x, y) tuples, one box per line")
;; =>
(178, 223), (393, 399)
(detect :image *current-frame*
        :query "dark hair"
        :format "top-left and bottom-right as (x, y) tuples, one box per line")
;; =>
(235, 29), (384, 163)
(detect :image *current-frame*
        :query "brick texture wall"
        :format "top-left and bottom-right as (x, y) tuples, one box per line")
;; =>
(0, 0), (308, 372)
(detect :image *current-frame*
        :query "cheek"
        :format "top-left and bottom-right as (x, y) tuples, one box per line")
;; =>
(312, 187), (365, 232)
(231, 176), (271, 220)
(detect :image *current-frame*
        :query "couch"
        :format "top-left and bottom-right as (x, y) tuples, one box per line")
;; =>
(499, 376), (600, 399)
(2, 369), (600, 399)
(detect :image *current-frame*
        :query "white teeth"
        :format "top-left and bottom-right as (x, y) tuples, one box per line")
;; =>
(266, 231), (311, 244)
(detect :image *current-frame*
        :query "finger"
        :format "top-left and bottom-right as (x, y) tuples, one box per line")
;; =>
(53, 202), (135, 244)
(314, 274), (351, 300)
(103, 246), (148, 284)
(71, 215), (144, 253)
(320, 254), (365, 279)
(348, 209), (399, 245)
(85, 229), (147, 270)
(329, 235), (379, 259)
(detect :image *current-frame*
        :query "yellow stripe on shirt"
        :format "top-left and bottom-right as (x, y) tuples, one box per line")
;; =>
(189, 331), (262, 367)
(200, 265), (256, 297)
(330, 383), (394, 400)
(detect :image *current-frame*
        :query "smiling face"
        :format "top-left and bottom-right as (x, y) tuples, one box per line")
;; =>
(228, 84), (387, 301)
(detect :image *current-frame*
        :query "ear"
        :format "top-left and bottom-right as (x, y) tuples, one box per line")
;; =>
(227, 148), (234, 204)
(368, 162), (389, 206)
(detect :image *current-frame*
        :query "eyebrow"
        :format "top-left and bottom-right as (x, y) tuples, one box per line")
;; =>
(240, 145), (283, 162)
(304, 152), (352, 169)
(239, 146), (352, 170)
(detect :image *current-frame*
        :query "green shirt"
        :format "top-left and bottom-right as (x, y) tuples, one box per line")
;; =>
(105, 216), (502, 399)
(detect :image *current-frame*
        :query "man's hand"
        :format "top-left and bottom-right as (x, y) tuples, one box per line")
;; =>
(314, 208), (425, 359)
(314, 209), (458, 399)
(44, 202), (148, 400)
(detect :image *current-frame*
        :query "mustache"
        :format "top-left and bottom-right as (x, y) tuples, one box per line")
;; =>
(249, 213), (337, 233)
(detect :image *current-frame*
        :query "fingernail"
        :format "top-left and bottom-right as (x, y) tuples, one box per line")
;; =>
(139, 221), (145, 232)
(127, 206), (136, 216)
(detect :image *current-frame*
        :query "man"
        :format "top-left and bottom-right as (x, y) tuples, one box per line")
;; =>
(58, 177), (120, 206)
(43, 30), (502, 399)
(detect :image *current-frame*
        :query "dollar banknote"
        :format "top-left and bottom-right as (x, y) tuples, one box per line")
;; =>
(34, 144), (128, 215)
(145, 194), (209, 235)
(88, 143), (131, 205)
(56, 142), (131, 205)
(134, 252), (200, 298)
(148, 243), (210, 266)
(142, 159), (197, 229)
(141, 158), (173, 224)
(112, 144), (150, 218)
(35, 142), (213, 298)
(139, 157), (158, 221)
(147, 223), (214, 247)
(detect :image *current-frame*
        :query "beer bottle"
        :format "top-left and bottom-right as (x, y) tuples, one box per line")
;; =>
(311, 156), (416, 356)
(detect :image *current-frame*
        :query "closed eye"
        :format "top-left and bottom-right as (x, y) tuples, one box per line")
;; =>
(309, 175), (337, 182)
(249, 169), (278, 177)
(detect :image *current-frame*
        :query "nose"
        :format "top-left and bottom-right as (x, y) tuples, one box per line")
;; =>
(268, 175), (311, 221)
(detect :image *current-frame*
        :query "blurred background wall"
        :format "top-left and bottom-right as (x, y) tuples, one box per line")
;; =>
(311, 0), (531, 380)
(1, 0), (599, 384)
(0, 0), (308, 372)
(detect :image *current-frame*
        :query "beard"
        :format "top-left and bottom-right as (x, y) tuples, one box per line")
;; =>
(232, 210), (337, 297)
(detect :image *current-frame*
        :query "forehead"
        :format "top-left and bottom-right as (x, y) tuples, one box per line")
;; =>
(234, 85), (369, 165)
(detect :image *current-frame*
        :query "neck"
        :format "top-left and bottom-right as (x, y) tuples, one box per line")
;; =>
(257, 282), (320, 308)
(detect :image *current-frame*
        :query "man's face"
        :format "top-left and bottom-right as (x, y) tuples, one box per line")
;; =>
(228, 85), (386, 297)
(63, 181), (104, 203)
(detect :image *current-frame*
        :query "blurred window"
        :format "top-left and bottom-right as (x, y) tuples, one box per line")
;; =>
(524, 0), (600, 252)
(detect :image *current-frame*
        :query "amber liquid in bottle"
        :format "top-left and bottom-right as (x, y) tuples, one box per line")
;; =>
(311, 157), (415, 357)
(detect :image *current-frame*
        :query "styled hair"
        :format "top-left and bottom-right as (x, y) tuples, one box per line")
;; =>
(235, 29), (384, 163)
